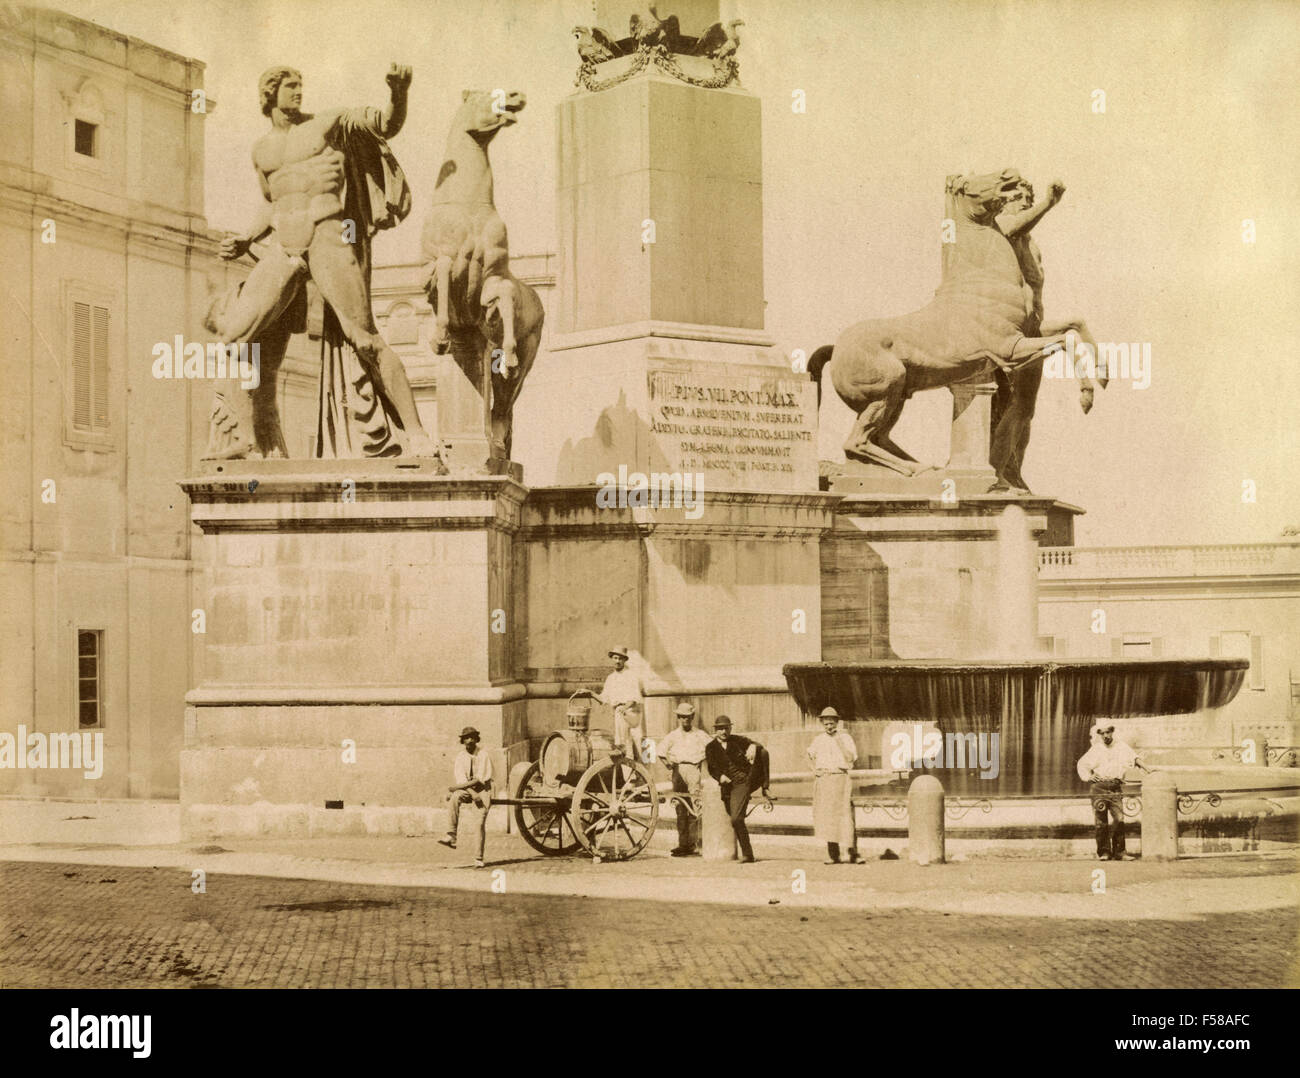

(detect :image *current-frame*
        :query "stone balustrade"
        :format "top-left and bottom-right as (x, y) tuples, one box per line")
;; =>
(1038, 542), (1300, 579)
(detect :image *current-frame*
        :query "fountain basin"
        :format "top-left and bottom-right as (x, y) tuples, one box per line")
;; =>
(782, 658), (1250, 795)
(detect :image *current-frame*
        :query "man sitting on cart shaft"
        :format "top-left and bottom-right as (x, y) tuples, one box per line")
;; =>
(593, 645), (645, 759)
(440, 726), (493, 868)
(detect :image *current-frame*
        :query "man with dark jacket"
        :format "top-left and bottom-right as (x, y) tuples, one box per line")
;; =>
(704, 716), (769, 863)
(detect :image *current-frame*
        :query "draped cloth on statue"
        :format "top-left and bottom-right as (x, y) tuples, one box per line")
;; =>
(315, 111), (412, 459)
(316, 305), (401, 457)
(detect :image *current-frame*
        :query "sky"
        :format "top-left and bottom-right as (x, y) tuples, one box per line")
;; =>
(53, 0), (1300, 545)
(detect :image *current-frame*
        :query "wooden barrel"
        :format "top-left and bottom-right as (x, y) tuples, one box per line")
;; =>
(539, 727), (618, 784)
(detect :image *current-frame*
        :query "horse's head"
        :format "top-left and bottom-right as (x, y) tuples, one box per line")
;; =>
(947, 169), (1024, 223)
(456, 89), (526, 143)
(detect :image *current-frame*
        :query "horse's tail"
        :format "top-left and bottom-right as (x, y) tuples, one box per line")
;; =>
(806, 344), (834, 408)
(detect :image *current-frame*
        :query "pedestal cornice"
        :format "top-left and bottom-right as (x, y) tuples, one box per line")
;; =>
(520, 487), (837, 541)
(180, 465), (527, 534)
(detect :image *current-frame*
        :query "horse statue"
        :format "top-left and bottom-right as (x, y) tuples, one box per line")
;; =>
(420, 90), (543, 461)
(809, 169), (1102, 492)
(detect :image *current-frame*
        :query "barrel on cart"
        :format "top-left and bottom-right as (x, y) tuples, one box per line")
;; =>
(505, 690), (659, 861)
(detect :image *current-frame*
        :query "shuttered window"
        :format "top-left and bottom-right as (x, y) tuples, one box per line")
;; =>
(71, 301), (109, 433)
(77, 630), (103, 728)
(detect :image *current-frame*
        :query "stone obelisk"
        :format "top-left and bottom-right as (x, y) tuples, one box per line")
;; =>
(522, 1), (818, 492)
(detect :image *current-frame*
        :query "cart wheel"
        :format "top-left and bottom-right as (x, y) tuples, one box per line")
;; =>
(511, 761), (580, 856)
(571, 755), (659, 862)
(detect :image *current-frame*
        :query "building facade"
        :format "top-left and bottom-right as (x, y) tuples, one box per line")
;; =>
(1038, 543), (1300, 749)
(0, 7), (217, 798)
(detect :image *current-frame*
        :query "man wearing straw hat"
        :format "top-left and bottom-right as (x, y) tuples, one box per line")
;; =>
(594, 645), (645, 759)
(807, 707), (862, 864)
(658, 702), (711, 856)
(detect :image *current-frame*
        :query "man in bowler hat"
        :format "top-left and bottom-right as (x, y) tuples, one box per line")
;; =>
(704, 716), (769, 863)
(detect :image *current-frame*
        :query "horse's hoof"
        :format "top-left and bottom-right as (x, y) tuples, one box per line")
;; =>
(433, 339), (450, 356)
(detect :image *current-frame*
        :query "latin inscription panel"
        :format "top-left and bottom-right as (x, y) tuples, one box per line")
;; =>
(647, 363), (817, 490)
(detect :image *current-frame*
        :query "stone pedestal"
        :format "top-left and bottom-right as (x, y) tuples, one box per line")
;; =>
(516, 487), (836, 745)
(179, 461), (528, 838)
(821, 494), (1082, 661)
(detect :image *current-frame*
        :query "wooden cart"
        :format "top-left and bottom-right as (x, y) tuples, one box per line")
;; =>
(503, 691), (671, 861)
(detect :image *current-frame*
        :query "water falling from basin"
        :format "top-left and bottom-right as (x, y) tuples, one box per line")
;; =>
(782, 659), (1249, 795)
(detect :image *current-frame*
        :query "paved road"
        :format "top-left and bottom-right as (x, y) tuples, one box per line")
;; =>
(3, 861), (1296, 988)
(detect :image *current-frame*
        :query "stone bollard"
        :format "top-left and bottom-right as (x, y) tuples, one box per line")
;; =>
(908, 774), (945, 865)
(1140, 771), (1179, 861)
(701, 776), (737, 861)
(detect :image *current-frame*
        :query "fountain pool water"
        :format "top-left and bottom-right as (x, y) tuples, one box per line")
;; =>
(782, 658), (1249, 796)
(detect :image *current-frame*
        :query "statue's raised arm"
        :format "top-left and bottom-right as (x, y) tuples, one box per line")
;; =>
(997, 179), (1065, 237)
(378, 63), (412, 138)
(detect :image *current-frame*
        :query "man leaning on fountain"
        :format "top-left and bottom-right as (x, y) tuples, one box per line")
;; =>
(1076, 724), (1149, 861)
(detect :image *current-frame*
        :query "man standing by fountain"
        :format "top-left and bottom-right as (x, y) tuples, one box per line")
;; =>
(808, 707), (862, 864)
(1076, 724), (1147, 860)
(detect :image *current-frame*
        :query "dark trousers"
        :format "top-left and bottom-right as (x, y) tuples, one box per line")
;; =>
(671, 763), (702, 852)
(720, 780), (755, 860)
(1090, 780), (1126, 858)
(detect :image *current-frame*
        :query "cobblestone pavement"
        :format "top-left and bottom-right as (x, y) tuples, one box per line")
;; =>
(2, 861), (1296, 988)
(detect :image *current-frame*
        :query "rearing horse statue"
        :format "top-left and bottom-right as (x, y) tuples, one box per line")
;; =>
(810, 169), (1100, 491)
(420, 90), (543, 460)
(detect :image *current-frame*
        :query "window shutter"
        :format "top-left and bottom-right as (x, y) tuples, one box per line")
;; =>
(1249, 634), (1264, 690)
(92, 305), (109, 430)
(73, 301), (91, 430)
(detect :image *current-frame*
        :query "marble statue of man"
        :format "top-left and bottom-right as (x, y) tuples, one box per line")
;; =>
(989, 179), (1100, 491)
(213, 65), (436, 459)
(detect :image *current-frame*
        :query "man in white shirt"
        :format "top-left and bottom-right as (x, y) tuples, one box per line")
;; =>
(595, 645), (645, 758)
(439, 725), (493, 867)
(658, 701), (712, 856)
(1076, 723), (1147, 861)
(807, 707), (861, 864)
